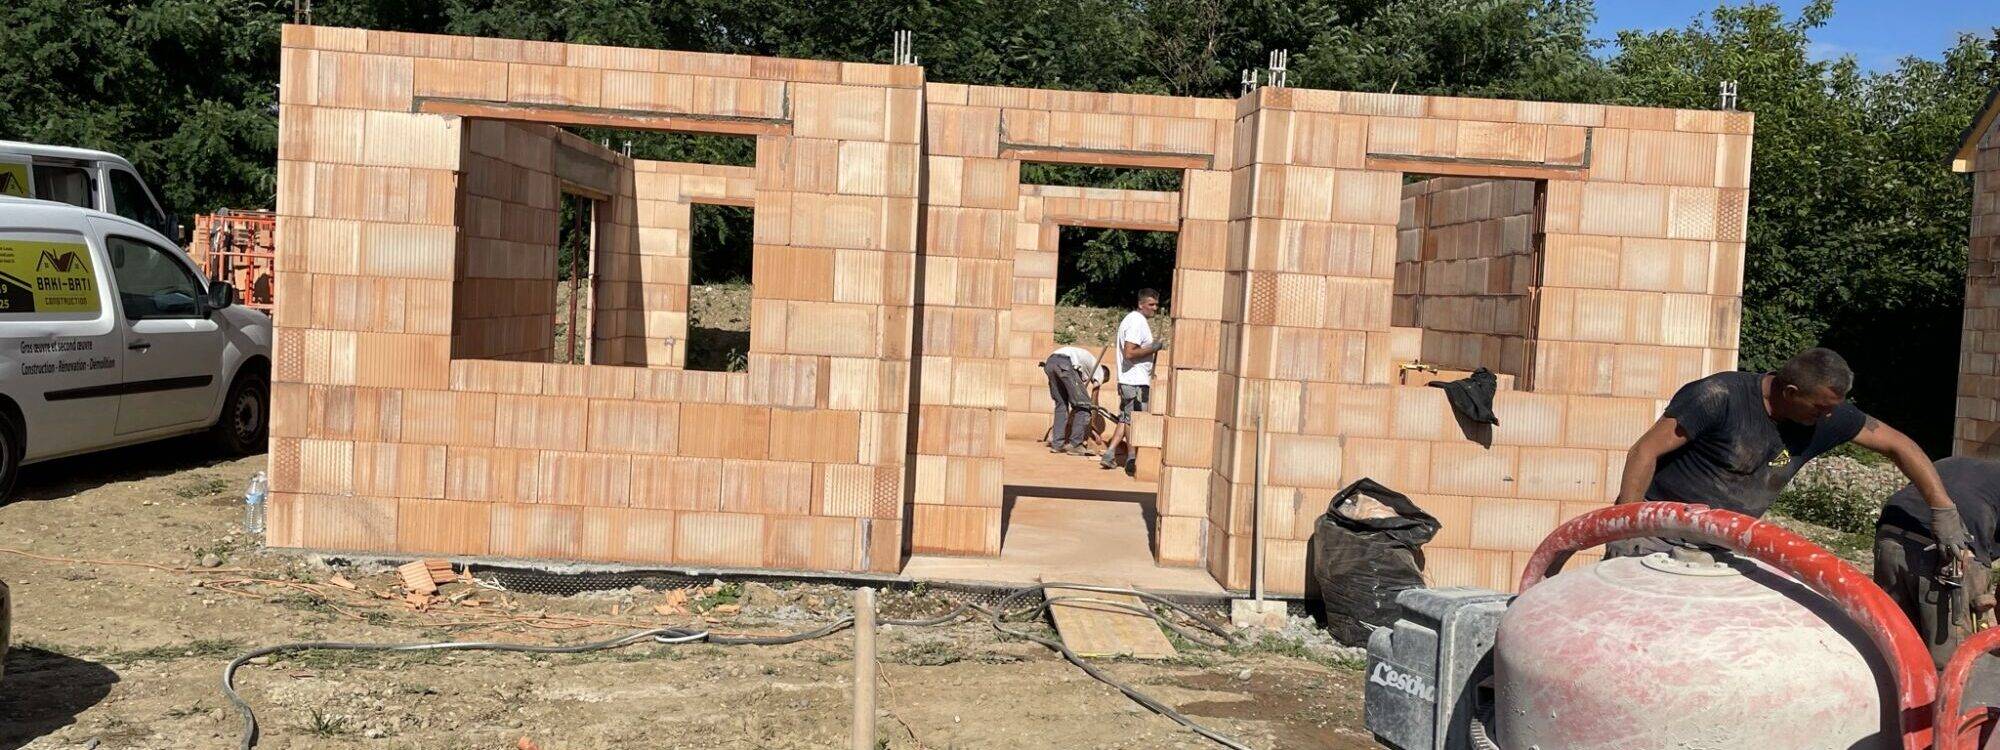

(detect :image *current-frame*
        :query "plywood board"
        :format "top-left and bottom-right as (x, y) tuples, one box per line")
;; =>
(1044, 585), (1178, 660)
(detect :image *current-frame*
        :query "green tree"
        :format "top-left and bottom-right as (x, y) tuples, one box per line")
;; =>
(1614, 1), (1999, 450)
(0, 0), (284, 222)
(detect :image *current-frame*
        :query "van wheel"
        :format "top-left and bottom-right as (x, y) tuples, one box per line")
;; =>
(0, 411), (19, 502)
(213, 370), (268, 456)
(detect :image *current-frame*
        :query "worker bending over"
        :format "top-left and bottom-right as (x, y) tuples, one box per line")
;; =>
(1042, 345), (1108, 455)
(1101, 288), (1167, 472)
(1875, 457), (2000, 669)
(1609, 348), (1969, 561)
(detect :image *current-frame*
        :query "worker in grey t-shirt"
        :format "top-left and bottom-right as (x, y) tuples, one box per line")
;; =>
(1609, 348), (1970, 561)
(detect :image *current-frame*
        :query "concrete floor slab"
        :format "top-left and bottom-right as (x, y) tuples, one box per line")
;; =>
(904, 441), (1221, 594)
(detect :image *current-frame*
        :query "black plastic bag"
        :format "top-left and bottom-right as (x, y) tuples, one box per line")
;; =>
(1311, 478), (1441, 645)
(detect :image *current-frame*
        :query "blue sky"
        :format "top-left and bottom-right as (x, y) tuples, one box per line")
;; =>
(1591, 1), (1995, 71)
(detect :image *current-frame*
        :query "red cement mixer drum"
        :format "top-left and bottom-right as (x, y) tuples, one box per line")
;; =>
(1494, 549), (1896, 749)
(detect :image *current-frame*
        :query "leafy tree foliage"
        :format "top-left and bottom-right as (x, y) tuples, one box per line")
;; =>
(4, 0), (1995, 449)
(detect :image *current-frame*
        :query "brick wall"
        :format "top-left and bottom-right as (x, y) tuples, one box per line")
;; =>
(273, 25), (1754, 595)
(271, 25), (918, 574)
(1960, 118), (2000, 456)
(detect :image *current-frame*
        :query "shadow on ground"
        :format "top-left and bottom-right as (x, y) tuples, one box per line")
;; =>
(8, 437), (248, 505)
(0, 646), (120, 749)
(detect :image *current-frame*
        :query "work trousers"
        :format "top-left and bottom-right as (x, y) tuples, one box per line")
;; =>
(1043, 358), (1092, 449)
(1875, 525), (1973, 671)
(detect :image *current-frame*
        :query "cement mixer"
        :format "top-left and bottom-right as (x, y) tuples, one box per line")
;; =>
(1363, 502), (2000, 750)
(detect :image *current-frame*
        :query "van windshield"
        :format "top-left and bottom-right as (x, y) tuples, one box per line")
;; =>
(34, 165), (92, 209)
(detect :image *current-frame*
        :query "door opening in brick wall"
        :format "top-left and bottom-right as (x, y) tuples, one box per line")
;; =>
(554, 191), (597, 364)
(1392, 175), (1547, 389)
(686, 202), (754, 372)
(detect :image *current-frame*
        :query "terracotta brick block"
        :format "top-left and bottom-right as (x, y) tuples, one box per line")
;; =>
(677, 403), (771, 459)
(909, 504), (1002, 556)
(1264, 434), (1342, 488)
(446, 446), (540, 503)
(313, 52), (414, 110)
(1412, 494), (1473, 548)
(1517, 447), (1609, 502)
(766, 408), (860, 463)
(536, 451), (633, 507)
(629, 456), (719, 511)
(489, 503), (583, 560)
(413, 58), (508, 101)
(1340, 438), (1432, 494)
(1429, 443), (1520, 497)
(585, 399), (679, 454)
(719, 460), (814, 515)
(575, 506), (676, 564)
(396, 498), (494, 556)
(1156, 515), (1207, 566)
(1563, 396), (1658, 449)
(1390, 385), (1455, 441)
(279, 495), (400, 553)
(1489, 391), (1566, 447)
(298, 438), (355, 495)
(1470, 497), (1561, 552)
(493, 394), (588, 450)
(766, 516), (861, 571)
(308, 385), (403, 442)
(675, 512), (767, 567)
(352, 441), (445, 498)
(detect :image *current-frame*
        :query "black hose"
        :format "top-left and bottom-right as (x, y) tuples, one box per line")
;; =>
(223, 581), (1253, 750)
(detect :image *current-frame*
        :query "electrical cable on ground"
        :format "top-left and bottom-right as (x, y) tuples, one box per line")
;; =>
(222, 581), (1256, 750)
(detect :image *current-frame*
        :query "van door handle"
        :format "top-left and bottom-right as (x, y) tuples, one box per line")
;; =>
(127, 340), (151, 351)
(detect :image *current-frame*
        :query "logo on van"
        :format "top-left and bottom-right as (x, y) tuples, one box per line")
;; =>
(36, 250), (86, 273)
(0, 171), (21, 197)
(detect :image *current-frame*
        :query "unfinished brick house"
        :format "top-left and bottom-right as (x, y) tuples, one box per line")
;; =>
(1956, 91), (2000, 457)
(269, 25), (1751, 595)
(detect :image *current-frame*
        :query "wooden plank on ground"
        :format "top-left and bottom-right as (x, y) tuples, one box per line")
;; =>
(1044, 586), (1178, 659)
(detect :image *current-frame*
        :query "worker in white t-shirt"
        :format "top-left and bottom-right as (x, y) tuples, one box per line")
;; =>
(1042, 345), (1108, 454)
(1101, 288), (1167, 471)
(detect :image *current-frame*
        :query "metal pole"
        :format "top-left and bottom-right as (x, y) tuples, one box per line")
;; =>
(1253, 395), (1268, 603)
(852, 587), (877, 750)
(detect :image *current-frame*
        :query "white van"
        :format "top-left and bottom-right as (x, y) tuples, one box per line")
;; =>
(0, 196), (270, 497)
(0, 140), (179, 241)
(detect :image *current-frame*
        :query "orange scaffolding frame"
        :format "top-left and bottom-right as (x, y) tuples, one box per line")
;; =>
(187, 209), (278, 314)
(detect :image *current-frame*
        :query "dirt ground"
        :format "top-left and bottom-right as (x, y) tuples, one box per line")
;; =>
(0, 441), (1371, 750)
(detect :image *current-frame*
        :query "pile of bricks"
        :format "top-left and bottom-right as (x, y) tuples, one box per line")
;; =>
(272, 25), (1753, 595)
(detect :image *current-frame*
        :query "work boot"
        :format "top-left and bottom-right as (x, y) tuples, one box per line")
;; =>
(1099, 448), (1120, 469)
(1049, 442), (1066, 453)
(1066, 444), (1094, 457)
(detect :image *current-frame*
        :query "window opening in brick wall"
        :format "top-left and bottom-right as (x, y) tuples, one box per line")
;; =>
(1393, 174), (1546, 387)
(1020, 164), (1182, 191)
(554, 191), (597, 364)
(1053, 227), (1178, 349)
(565, 127), (756, 166)
(686, 203), (755, 372)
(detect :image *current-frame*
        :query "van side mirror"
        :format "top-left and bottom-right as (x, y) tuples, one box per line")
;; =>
(205, 282), (237, 312)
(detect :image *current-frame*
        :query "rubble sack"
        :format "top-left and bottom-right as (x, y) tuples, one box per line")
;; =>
(1310, 478), (1440, 645)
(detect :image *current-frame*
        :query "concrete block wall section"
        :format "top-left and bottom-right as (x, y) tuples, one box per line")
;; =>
(274, 25), (1752, 595)
(1959, 120), (2000, 456)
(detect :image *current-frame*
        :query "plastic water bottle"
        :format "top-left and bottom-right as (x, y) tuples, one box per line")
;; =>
(243, 471), (268, 535)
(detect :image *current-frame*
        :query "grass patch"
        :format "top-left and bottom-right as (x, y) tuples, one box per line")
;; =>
(101, 638), (246, 664)
(884, 640), (966, 667)
(692, 582), (742, 612)
(1230, 633), (1364, 671)
(172, 477), (231, 499)
(302, 708), (352, 737)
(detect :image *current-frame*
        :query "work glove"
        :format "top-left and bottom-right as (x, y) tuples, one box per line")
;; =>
(1933, 506), (1975, 560)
